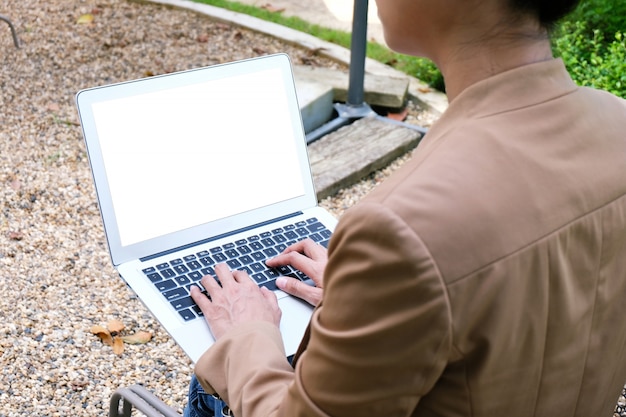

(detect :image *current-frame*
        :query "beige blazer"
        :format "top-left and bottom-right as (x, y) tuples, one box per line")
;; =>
(195, 59), (626, 417)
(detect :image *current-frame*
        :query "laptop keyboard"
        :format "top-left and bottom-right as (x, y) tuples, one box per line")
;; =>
(141, 217), (332, 322)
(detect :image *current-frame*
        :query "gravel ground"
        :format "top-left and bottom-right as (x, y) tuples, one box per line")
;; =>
(0, 1), (623, 416)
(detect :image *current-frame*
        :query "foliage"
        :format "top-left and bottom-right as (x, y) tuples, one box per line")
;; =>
(554, 21), (626, 97)
(564, 0), (626, 36)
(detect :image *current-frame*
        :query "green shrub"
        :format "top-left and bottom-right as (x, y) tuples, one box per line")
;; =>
(554, 21), (626, 97)
(565, 0), (626, 37)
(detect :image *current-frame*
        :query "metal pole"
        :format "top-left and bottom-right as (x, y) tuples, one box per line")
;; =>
(347, 0), (368, 106)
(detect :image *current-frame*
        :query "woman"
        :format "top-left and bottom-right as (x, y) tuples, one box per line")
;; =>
(186, 0), (626, 415)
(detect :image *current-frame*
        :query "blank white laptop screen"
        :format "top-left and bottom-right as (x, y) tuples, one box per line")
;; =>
(91, 67), (306, 248)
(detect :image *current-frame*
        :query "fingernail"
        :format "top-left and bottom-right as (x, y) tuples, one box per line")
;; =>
(276, 277), (287, 288)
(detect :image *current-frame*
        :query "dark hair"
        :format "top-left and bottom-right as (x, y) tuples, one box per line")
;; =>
(510, 0), (582, 28)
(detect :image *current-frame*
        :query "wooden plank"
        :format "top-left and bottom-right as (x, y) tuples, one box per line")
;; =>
(309, 116), (423, 200)
(294, 65), (409, 109)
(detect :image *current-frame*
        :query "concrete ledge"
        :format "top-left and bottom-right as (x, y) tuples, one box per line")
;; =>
(294, 65), (409, 109)
(295, 79), (334, 133)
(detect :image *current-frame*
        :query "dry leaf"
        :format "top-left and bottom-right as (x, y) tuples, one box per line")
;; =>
(10, 179), (21, 191)
(122, 331), (153, 345)
(8, 231), (24, 241)
(90, 325), (113, 346)
(261, 3), (285, 13)
(76, 14), (94, 24)
(387, 108), (409, 122)
(107, 319), (125, 334)
(112, 337), (124, 355)
(47, 103), (60, 112)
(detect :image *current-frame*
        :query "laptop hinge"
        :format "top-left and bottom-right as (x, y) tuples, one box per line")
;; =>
(139, 211), (304, 262)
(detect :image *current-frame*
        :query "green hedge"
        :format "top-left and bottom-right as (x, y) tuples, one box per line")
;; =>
(552, 0), (626, 98)
(554, 22), (625, 97)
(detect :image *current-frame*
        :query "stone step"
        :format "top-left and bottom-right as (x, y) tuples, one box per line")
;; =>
(308, 115), (423, 200)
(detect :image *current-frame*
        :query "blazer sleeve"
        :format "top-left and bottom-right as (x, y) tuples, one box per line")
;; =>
(194, 202), (452, 417)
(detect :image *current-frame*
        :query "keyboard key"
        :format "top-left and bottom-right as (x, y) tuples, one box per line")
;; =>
(273, 234), (287, 243)
(238, 245), (252, 254)
(250, 262), (265, 273)
(156, 263), (169, 270)
(199, 256), (214, 266)
(171, 296), (195, 311)
(263, 247), (278, 257)
(142, 267), (156, 274)
(227, 259), (242, 269)
(170, 258), (183, 266)
(210, 247), (222, 254)
(252, 273), (267, 284)
(187, 260), (202, 270)
(260, 231), (272, 238)
(238, 255), (254, 265)
(178, 309), (196, 322)
(309, 233), (323, 243)
(163, 287), (188, 301)
(225, 249), (239, 258)
(161, 268), (176, 279)
(155, 279), (177, 292)
(146, 272), (162, 282)
(173, 264), (189, 275)
(260, 238), (275, 247)
(260, 280), (278, 291)
(175, 275), (191, 286)
(183, 254), (197, 262)
(276, 265), (292, 275)
(306, 222), (327, 233)
(266, 269), (280, 279)
(201, 267), (215, 276)
(192, 305), (204, 317)
(213, 252), (227, 263)
(249, 241), (263, 251)
(251, 251), (265, 261)
(306, 217), (318, 224)
(188, 271), (203, 281)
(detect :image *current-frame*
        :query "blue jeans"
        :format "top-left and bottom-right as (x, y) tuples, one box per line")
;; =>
(183, 355), (293, 417)
(183, 375), (233, 417)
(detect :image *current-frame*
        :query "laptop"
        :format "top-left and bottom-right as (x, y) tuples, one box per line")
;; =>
(76, 53), (337, 363)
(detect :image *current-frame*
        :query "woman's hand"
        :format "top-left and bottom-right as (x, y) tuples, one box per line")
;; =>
(190, 263), (282, 340)
(265, 238), (328, 306)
